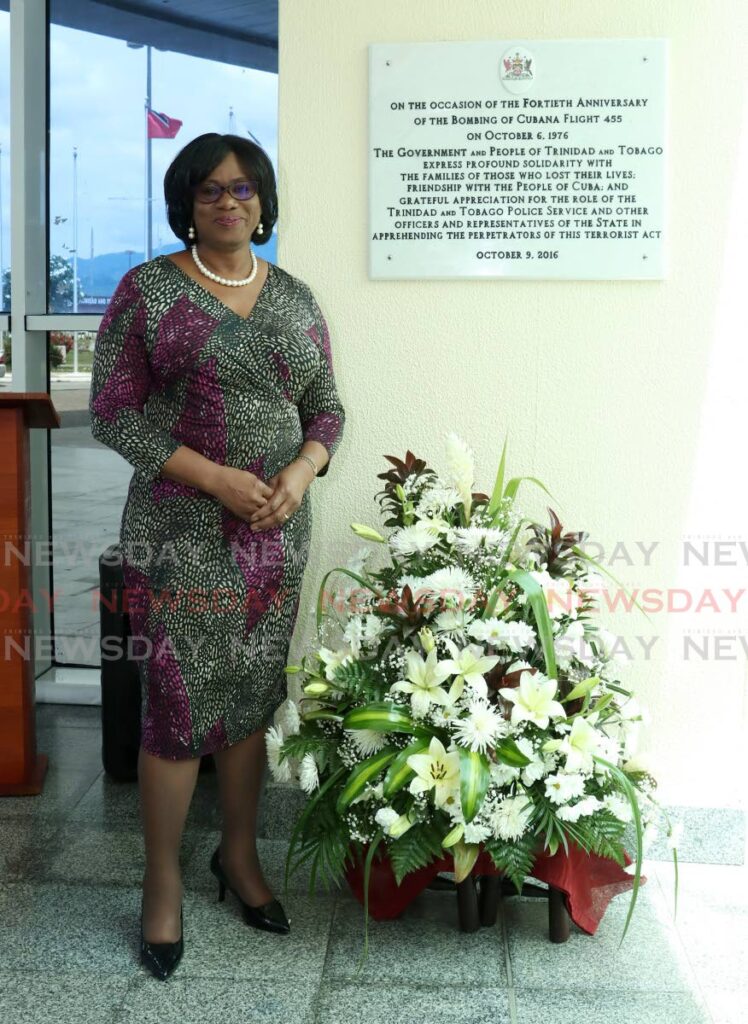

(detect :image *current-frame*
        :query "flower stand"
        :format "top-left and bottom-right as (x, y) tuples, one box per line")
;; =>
(343, 839), (641, 942)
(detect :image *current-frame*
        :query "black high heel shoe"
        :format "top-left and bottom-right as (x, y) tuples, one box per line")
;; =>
(139, 902), (184, 981)
(209, 845), (290, 935)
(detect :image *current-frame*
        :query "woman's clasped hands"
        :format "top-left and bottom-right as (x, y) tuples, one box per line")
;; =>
(212, 460), (314, 531)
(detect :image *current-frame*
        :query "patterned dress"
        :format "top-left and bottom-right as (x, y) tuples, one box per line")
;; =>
(89, 254), (346, 760)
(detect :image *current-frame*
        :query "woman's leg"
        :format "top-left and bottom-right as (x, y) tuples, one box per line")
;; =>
(138, 745), (201, 942)
(212, 726), (274, 906)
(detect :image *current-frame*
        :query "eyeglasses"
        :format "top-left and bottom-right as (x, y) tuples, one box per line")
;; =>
(192, 179), (259, 204)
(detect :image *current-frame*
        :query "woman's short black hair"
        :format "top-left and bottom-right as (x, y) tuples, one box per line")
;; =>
(163, 132), (278, 247)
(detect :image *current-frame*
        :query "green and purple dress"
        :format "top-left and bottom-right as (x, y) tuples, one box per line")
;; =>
(89, 254), (346, 760)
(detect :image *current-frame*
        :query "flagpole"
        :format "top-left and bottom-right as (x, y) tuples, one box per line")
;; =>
(145, 44), (152, 261)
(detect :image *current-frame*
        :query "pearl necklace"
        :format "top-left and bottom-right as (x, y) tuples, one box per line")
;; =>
(190, 244), (257, 287)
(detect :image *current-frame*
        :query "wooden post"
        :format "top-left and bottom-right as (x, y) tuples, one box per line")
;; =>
(548, 885), (570, 942)
(455, 875), (480, 932)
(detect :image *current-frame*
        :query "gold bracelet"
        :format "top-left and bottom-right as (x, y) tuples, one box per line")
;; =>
(296, 453), (318, 477)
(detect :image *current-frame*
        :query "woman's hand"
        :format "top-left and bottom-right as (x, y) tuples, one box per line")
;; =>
(248, 459), (315, 531)
(209, 466), (275, 522)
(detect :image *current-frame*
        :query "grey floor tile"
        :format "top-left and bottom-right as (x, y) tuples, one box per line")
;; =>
(701, 986), (748, 1024)
(0, 881), (143, 975)
(38, 822), (198, 888)
(36, 723), (103, 771)
(0, 818), (65, 882)
(116, 973), (318, 1023)
(673, 906), (748, 991)
(36, 704), (102, 729)
(504, 890), (697, 992)
(0, 762), (99, 820)
(175, 889), (333, 981)
(0, 971), (130, 1023)
(323, 887), (507, 985)
(514, 987), (711, 1024)
(315, 982), (511, 1023)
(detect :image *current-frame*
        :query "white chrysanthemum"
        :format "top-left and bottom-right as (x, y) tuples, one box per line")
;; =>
(489, 794), (533, 840)
(276, 699), (300, 737)
(433, 607), (475, 636)
(347, 728), (388, 757)
(554, 619), (594, 670)
(374, 806), (400, 829)
(463, 820), (492, 844)
(343, 615), (365, 654)
(489, 760), (521, 786)
(389, 520), (442, 556)
(603, 793), (633, 822)
(556, 795), (602, 822)
(345, 545), (372, 576)
(516, 735), (556, 785)
(416, 485), (462, 516)
(420, 566), (479, 603)
(451, 526), (509, 554)
(452, 698), (506, 753)
(443, 432), (475, 517)
(468, 617), (537, 653)
(544, 771), (586, 805)
(298, 752), (320, 794)
(265, 725), (292, 783)
(363, 614), (385, 643)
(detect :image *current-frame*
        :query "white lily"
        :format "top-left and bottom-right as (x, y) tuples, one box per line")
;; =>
(499, 669), (566, 729)
(317, 645), (356, 682)
(406, 736), (461, 811)
(560, 714), (601, 773)
(441, 639), (500, 700)
(389, 647), (454, 718)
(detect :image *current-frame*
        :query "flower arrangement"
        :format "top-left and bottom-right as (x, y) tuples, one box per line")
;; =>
(267, 434), (680, 947)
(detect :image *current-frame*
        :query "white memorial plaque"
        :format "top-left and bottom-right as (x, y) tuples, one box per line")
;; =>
(369, 38), (668, 280)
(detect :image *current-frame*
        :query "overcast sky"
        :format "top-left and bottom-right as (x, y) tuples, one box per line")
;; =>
(0, 11), (278, 266)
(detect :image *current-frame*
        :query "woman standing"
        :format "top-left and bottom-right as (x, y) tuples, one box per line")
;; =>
(89, 133), (346, 980)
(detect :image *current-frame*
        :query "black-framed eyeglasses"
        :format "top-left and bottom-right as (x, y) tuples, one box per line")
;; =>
(192, 179), (259, 204)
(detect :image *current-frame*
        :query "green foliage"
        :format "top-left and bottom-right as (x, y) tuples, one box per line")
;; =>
(332, 658), (388, 703)
(484, 832), (538, 893)
(559, 810), (628, 866)
(285, 792), (351, 896)
(389, 820), (445, 885)
(279, 729), (335, 767)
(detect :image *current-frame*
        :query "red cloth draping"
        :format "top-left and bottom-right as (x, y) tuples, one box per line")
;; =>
(343, 841), (645, 935)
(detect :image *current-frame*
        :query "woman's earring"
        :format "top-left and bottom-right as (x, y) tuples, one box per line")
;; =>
(188, 224), (196, 240)
(256, 220), (264, 235)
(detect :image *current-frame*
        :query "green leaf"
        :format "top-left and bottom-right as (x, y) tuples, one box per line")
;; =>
(285, 766), (346, 894)
(342, 702), (427, 736)
(486, 433), (509, 518)
(336, 746), (398, 815)
(495, 736), (533, 767)
(593, 755), (644, 949)
(484, 832), (537, 893)
(504, 475), (558, 504)
(506, 568), (558, 678)
(389, 821), (445, 885)
(301, 709), (344, 723)
(355, 831), (385, 975)
(562, 675), (600, 703)
(382, 737), (430, 798)
(316, 567), (385, 633)
(571, 545), (654, 625)
(452, 839), (480, 883)
(458, 747), (490, 823)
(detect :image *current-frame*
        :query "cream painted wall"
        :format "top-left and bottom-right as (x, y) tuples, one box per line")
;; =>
(278, 0), (748, 809)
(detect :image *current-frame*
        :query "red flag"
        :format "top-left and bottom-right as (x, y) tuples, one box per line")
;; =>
(147, 109), (182, 139)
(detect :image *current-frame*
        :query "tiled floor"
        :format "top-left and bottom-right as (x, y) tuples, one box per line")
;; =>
(0, 704), (744, 1024)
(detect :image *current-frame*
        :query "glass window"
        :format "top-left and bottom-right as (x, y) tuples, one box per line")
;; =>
(0, 8), (9, 314)
(48, 5), (278, 312)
